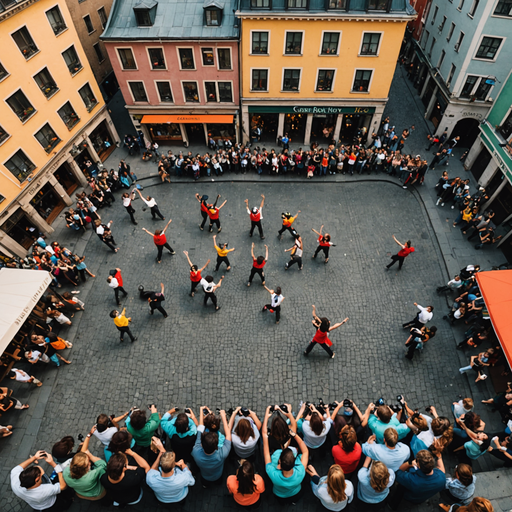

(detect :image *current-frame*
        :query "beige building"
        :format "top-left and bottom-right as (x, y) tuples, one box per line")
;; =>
(64, 0), (117, 99)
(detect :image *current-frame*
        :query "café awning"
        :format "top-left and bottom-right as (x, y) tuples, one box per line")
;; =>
(476, 270), (512, 366)
(141, 114), (233, 124)
(0, 269), (51, 355)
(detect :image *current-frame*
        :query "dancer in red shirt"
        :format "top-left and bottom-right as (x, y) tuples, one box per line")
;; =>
(207, 195), (227, 233)
(195, 193), (213, 231)
(142, 219), (175, 263)
(244, 194), (265, 239)
(386, 235), (415, 271)
(303, 305), (349, 359)
(247, 243), (268, 287)
(183, 250), (210, 297)
(311, 225), (336, 264)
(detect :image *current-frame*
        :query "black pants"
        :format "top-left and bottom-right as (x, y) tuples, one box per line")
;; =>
(114, 286), (128, 305)
(125, 205), (136, 224)
(248, 267), (264, 284)
(44, 487), (75, 511)
(204, 292), (217, 306)
(304, 340), (334, 357)
(150, 205), (165, 220)
(278, 225), (294, 236)
(116, 325), (135, 342)
(387, 254), (405, 269)
(314, 245), (329, 259)
(250, 220), (264, 238)
(98, 235), (117, 252)
(200, 211), (208, 229)
(156, 243), (174, 262)
(190, 280), (201, 295)
(78, 269), (87, 282)
(215, 255), (230, 271)
(209, 218), (221, 231)
(263, 304), (280, 322)
(405, 340), (419, 360)
(402, 313), (423, 329)
(150, 303), (168, 317)
(286, 256), (302, 269)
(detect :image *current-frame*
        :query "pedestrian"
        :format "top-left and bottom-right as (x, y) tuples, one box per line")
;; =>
(200, 275), (224, 311)
(386, 235), (415, 271)
(311, 225), (335, 264)
(95, 220), (119, 253)
(247, 243), (268, 287)
(183, 251), (210, 297)
(122, 191), (137, 225)
(107, 268), (128, 306)
(284, 233), (303, 271)
(110, 307), (137, 343)
(278, 210), (300, 239)
(262, 285), (284, 324)
(213, 234), (235, 272)
(147, 283), (168, 318)
(8, 368), (42, 387)
(303, 305), (349, 359)
(135, 189), (165, 220)
(244, 194), (265, 239)
(142, 219), (175, 263)
(76, 256), (96, 282)
(195, 194), (211, 231)
(207, 196), (228, 233)
(402, 302), (434, 329)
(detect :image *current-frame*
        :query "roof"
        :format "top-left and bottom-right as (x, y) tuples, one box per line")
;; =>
(102, 0), (239, 40)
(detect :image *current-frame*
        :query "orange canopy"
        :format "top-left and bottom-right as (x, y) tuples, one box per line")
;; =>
(141, 115), (233, 124)
(476, 270), (512, 366)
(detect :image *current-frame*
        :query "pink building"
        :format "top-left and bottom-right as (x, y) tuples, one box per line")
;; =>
(102, 0), (239, 146)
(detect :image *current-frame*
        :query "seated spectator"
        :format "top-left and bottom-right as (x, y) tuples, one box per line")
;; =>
(160, 407), (198, 463)
(263, 405), (308, 505)
(361, 404), (409, 444)
(228, 407), (262, 460)
(361, 428), (410, 472)
(11, 450), (72, 512)
(331, 425), (362, 477)
(453, 398), (474, 419)
(307, 463), (354, 510)
(389, 449), (446, 509)
(489, 434), (512, 467)
(296, 402), (333, 450)
(406, 406), (453, 456)
(0, 387), (29, 412)
(125, 405), (160, 460)
(8, 368), (42, 387)
(439, 463), (476, 509)
(192, 407), (231, 486)
(450, 497), (494, 512)
(437, 275), (463, 294)
(454, 412), (485, 440)
(357, 457), (395, 509)
(227, 459), (265, 509)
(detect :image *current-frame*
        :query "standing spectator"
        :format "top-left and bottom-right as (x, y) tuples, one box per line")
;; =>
(361, 429), (411, 471)
(142, 220), (175, 263)
(92, 412), (129, 459)
(244, 195), (265, 239)
(296, 402), (333, 450)
(308, 463), (354, 510)
(107, 268), (128, 306)
(227, 459), (265, 508)
(8, 368), (42, 387)
(402, 302), (434, 329)
(109, 307), (137, 343)
(439, 463), (476, 509)
(147, 283), (168, 318)
(126, 405), (161, 460)
(386, 235), (415, 271)
(357, 457), (395, 509)
(135, 189), (165, 220)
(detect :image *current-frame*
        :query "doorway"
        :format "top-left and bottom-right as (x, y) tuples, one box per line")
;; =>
(284, 113), (306, 142)
(311, 114), (337, 144)
(54, 164), (78, 195)
(490, 181), (512, 225)
(450, 118), (481, 148)
(250, 113), (278, 144)
(2, 210), (38, 249)
(469, 148), (492, 182)
(185, 124), (205, 145)
(30, 183), (65, 225)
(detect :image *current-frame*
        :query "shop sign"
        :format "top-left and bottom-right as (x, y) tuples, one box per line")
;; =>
(248, 106), (375, 115)
(462, 111), (483, 120)
(492, 149), (511, 179)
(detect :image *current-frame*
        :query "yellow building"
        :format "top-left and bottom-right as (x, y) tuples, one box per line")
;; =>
(0, 0), (118, 257)
(237, 0), (415, 146)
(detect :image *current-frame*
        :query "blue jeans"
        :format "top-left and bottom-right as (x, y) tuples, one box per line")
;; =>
(321, 166), (327, 175)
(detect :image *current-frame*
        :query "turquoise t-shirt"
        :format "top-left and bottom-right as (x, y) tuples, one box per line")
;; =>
(464, 440), (486, 460)
(160, 412), (197, 439)
(266, 449), (305, 498)
(368, 414), (410, 444)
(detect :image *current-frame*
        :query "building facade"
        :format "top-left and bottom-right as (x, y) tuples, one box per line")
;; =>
(0, 0), (119, 258)
(63, 0), (118, 100)
(464, 69), (512, 260)
(403, 0), (512, 148)
(102, 0), (240, 147)
(406, 0), (431, 42)
(238, 0), (415, 147)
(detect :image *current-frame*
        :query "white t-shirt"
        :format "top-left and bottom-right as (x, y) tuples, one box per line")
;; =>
(143, 198), (157, 208)
(54, 313), (70, 325)
(109, 278), (119, 289)
(93, 426), (118, 446)
(28, 351), (50, 364)
(453, 400), (472, 419)
(302, 417), (333, 448)
(11, 465), (60, 510)
(96, 225), (105, 236)
(416, 414), (435, 447)
(232, 419), (260, 458)
(122, 197), (131, 207)
(200, 278), (215, 293)
(12, 369), (31, 382)
(271, 293), (284, 308)
(312, 476), (353, 511)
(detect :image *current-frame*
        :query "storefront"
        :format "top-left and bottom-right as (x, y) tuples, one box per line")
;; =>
(89, 120), (116, 162)
(30, 183), (65, 225)
(1, 210), (38, 250)
(250, 113), (278, 143)
(54, 164), (78, 195)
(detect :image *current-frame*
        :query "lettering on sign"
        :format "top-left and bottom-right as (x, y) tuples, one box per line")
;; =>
(462, 111), (483, 120)
(492, 149), (507, 174)
(292, 106), (371, 114)
(176, 116), (201, 122)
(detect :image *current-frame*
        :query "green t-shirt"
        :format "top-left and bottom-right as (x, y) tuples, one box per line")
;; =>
(63, 459), (107, 498)
(126, 412), (161, 447)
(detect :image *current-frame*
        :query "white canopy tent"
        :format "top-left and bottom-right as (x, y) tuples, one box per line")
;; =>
(0, 268), (52, 355)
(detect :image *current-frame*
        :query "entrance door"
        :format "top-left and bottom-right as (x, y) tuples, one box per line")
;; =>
(186, 124), (206, 146)
(470, 148), (492, 182)
(491, 181), (512, 225)
(30, 183), (65, 224)
(2, 210), (38, 249)
(284, 113), (306, 142)
(340, 114), (371, 144)
(311, 114), (337, 144)
(250, 113), (278, 144)
(54, 164), (77, 195)
(450, 118), (481, 148)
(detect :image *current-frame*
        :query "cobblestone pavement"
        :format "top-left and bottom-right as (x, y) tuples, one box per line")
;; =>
(1, 66), (509, 511)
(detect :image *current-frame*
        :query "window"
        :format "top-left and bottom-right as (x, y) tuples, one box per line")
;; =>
(439, 16), (446, 31)
(499, 111), (512, 140)
(252, 69), (268, 91)
(438, 49), (446, 68)
(475, 37), (503, 60)
(352, 70), (372, 92)
(133, 1), (157, 26)
(6, 90), (36, 122)
(287, 0), (307, 8)
(202, 48), (214, 66)
(469, 0), (479, 16)
(368, 0), (389, 9)
(179, 49), (195, 70)
(457, 0), (465, 10)
(156, 81), (173, 102)
(429, 37), (436, 57)
(455, 32), (465, 52)
(4, 150), (36, 182)
(321, 32), (340, 55)
(57, 102), (79, 130)
(282, 69), (300, 91)
(447, 23), (455, 42)
(217, 48), (231, 70)
(218, 82), (232, 102)
(328, 0), (347, 8)
(93, 43), (104, 63)
(432, 5), (438, 23)
(360, 33), (381, 55)
(494, 0), (512, 16)
(205, 82), (217, 102)
(35, 124), (60, 153)
(148, 48), (165, 69)
(128, 81), (148, 102)
(251, 32), (268, 54)
(78, 83), (98, 111)
(46, 6), (67, 35)
(0, 125), (10, 145)
(183, 82), (199, 102)
(117, 48), (136, 70)
(98, 7), (107, 29)
(0, 0), (16, 10)
(62, 46), (83, 75)
(0, 62), (9, 81)
(422, 31), (429, 50)
(447, 64), (456, 86)
(12, 27), (38, 59)
(34, 68), (58, 98)
(474, 79), (491, 100)
(285, 32), (303, 54)
(460, 75), (478, 98)
(205, 7), (222, 26)
(251, 0), (270, 7)
(83, 15), (94, 34)
(316, 70), (334, 91)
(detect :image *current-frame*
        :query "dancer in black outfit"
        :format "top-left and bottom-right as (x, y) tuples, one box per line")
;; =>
(148, 283), (168, 318)
(311, 225), (335, 264)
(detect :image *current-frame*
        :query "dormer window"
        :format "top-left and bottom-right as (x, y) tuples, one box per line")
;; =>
(133, 1), (157, 27)
(203, 0), (223, 26)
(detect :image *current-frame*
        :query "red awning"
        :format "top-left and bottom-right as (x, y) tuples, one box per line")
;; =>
(476, 270), (512, 366)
